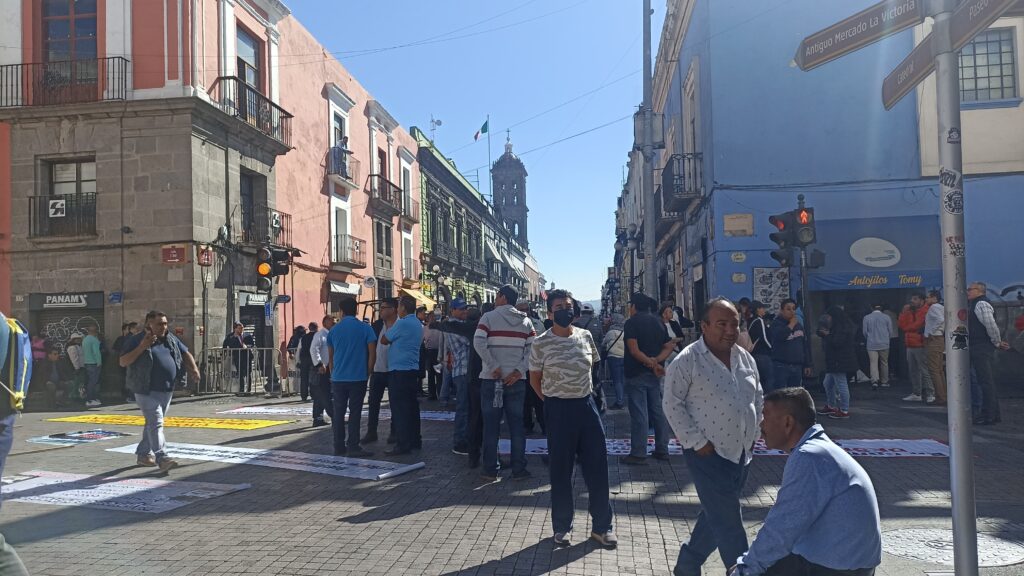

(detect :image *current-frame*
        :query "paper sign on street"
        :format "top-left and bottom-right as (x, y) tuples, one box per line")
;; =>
(795, 0), (924, 71)
(49, 414), (292, 430)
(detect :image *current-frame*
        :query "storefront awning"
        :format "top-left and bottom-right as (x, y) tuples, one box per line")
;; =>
(400, 287), (437, 310)
(329, 281), (360, 295)
(485, 240), (501, 262)
(807, 216), (942, 291)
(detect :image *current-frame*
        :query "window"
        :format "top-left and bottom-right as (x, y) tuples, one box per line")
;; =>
(375, 220), (393, 271)
(237, 27), (262, 90)
(50, 159), (96, 196)
(42, 0), (97, 63)
(960, 28), (1017, 102)
(32, 158), (97, 238)
(333, 112), (347, 147)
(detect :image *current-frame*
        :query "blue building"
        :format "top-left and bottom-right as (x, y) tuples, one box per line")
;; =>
(612, 0), (1024, 332)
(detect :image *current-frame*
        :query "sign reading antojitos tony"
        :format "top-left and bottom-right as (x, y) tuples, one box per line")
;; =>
(794, 0), (924, 71)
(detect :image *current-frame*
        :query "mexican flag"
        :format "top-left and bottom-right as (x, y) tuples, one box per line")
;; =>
(474, 119), (489, 141)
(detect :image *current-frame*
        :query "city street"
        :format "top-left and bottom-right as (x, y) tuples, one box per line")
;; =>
(2, 382), (1023, 576)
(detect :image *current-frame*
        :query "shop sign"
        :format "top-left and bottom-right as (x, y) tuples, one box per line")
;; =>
(850, 237), (901, 268)
(29, 292), (105, 311)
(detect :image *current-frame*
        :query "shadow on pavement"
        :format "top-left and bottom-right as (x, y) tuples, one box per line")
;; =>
(436, 537), (601, 576)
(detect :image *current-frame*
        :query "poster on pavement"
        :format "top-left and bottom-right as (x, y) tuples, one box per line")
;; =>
(26, 429), (134, 447)
(49, 414), (292, 430)
(217, 406), (456, 421)
(107, 442), (425, 481)
(0, 470), (250, 514)
(498, 438), (948, 458)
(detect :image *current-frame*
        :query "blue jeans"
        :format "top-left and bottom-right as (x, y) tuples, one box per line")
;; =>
(135, 391), (174, 462)
(481, 379), (527, 476)
(452, 374), (470, 446)
(85, 364), (101, 401)
(625, 373), (671, 458)
(823, 372), (850, 411)
(754, 354), (775, 393)
(439, 366), (455, 402)
(330, 380), (367, 452)
(0, 413), (29, 576)
(607, 356), (625, 406)
(773, 362), (803, 389)
(545, 396), (613, 534)
(675, 450), (751, 576)
(970, 367), (982, 415)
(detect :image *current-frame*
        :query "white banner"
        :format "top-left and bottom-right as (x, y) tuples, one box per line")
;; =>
(0, 470), (249, 514)
(26, 429), (134, 447)
(107, 442), (425, 481)
(217, 406), (456, 422)
(497, 438), (949, 458)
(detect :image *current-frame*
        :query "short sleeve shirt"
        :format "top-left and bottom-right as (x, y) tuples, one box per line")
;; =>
(384, 315), (425, 371)
(124, 333), (188, 392)
(623, 312), (670, 378)
(529, 328), (598, 399)
(327, 317), (376, 382)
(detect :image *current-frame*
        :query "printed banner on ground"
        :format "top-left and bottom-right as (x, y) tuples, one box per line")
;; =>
(498, 438), (948, 458)
(49, 414), (292, 430)
(27, 429), (134, 447)
(0, 470), (250, 514)
(107, 442), (425, 481)
(217, 406), (456, 421)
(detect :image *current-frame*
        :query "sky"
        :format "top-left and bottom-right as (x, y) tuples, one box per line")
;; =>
(287, 0), (665, 302)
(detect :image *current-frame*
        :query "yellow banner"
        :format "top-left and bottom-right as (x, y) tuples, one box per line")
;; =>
(48, 414), (292, 430)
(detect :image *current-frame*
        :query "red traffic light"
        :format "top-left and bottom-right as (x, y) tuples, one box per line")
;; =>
(769, 215), (787, 231)
(797, 209), (812, 225)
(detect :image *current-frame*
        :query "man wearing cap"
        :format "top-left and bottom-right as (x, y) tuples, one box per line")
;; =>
(446, 297), (473, 454)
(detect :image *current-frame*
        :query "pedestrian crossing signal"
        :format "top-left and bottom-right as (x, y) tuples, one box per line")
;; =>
(257, 246), (273, 293)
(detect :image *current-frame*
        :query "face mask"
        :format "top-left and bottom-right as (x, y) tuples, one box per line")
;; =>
(553, 309), (575, 328)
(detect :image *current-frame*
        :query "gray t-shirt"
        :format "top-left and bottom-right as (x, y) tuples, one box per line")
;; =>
(529, 327), (598, 399)
(373, 321), (394, 374)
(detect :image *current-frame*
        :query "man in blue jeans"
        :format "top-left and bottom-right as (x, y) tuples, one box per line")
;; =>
(83, 324), (103, 407)
(381, 295), (425, 455)
(663, 298), (763, 576)
(474, 284), (536, 481)
(622, 293), (676, 465)
(327, 297), (376, 457)
(769, 299), (808, 389)
(443, 298), (472, 455)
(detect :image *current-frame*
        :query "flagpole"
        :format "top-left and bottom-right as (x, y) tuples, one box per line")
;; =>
(486, 114), (492, 200)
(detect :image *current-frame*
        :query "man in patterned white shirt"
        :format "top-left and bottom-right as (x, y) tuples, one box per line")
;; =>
(529, 289), (616, 550)
(663, 297), (764, 576)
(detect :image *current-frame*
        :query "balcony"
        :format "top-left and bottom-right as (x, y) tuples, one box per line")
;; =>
(400, 195), (420, 225)
(367, 174), (402, 219)
(655, 187), (683, 238)
(210, 76), (292, 147)
(374, 253), (394, 279)
(241, 203), (292, 247)
(0, 57), (129, 108)
(434, 242), (459, 264)
(28, 193), (97, 238)
(327, 146), (361, 191)
(662, 153), (703, 213)
(402, 257), (420, 281)
(331, 233), (367, 269)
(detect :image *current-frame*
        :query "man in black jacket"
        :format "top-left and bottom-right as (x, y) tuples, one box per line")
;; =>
(748, 301), (775, 393)
(817, 305), (859, 418)
(769, 299), (807, 390)
(297, 322), (317, 403)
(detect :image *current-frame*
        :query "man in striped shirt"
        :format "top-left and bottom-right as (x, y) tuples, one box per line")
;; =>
(473, 284), (536, 481)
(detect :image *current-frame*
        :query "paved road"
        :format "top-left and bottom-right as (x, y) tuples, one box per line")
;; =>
(2, 381), (1023, 576)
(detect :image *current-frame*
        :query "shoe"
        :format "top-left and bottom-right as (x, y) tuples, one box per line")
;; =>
(301, 396), (308, 402)
(816, 404), (835, 415)
(347, 448), (374, 458)
(480, 473), (498, 482)
(86, 400), (100, 407)
(452, 444), (469, 456)
(829, 410), (850, 419)
(590, 530), (618, 549)
(651, 452), (670, 462)
(158, 458), (179, 472)
(902, 394), (922, 402)
(871, 382), (879, 391)
(312, 419), (328, 427)
(926, 396), (937, 404)
(384, 448), (412, 456)
(361, 433), (378, 444)
(622, 455), (648, 466)
(553, 532), (571, 547)
(511, 470), (533, 480)
(880, 382), (891, 388)
(136, 455), (157, 467)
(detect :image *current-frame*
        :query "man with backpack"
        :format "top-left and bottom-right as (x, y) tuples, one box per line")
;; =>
(0, 313), (30, 576)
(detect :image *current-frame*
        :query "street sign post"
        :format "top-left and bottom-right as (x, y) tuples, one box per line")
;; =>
(794, 0), (925, 71)
(797, 0), (1020, 573)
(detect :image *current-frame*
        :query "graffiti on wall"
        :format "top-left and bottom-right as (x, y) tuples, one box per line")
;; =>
(41, 315), (101, 356)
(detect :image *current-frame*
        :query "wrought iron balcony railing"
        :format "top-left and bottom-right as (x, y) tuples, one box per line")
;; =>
(0, 57), (129, 108)
(331, 233), (367, 269)
(241, 203), (292, 247)
(327, 146), (361, 189)
(210, 76), (293, 147)
(662, 153), (703, 213)
(28, 193), (97, 238)
(401, 195), (420, 224)
(367, 174), (402, 218)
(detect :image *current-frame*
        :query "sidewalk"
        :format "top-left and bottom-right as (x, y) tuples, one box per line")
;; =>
(1, 379), (1023, 575)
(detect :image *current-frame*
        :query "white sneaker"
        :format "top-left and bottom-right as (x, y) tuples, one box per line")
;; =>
(926, 396), (937, 404)
(902, 394), (922, 402)
(86, 400), (101, 407)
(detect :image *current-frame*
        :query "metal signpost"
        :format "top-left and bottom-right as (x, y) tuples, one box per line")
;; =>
(797, 1), (1019, 573)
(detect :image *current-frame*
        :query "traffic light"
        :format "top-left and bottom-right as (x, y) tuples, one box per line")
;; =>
(271, 248), (291, 276)
(768, 211), (796, 267)
(256, 246), (273, 293)
(794, 207), (816, 247)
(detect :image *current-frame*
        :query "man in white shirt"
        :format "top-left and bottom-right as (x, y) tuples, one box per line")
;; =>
(663, 297), (764, 576)
(308, 315), (335, 427)
(923, 291), (947, 406)
(861, 305), (893, 389)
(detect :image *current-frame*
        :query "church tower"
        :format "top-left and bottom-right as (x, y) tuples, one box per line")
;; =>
(491, 136), (529, 248)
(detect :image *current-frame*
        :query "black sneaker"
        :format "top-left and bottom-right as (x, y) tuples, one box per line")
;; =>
(360, 433), (378, 444)
(621, 455), (647, 466)
(347, 448), (374, 458)
(651, 452), (670, 461)
(312, 419), (328, 427)
(511, 469), (533, 480)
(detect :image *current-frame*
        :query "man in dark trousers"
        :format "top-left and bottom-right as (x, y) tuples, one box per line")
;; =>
(297, 322), (317, 404)
(436, 307), (485, 466)
(381, 295), (425, 455)
(223, 322), (254, 395)
(327, 298), (376, 457)
(769, 299), (807, 390)
(308, 315), (334, 427)
(968, 281), (1010, 425)
(623, 292), (675, 465)
(364, 298), (398, 444)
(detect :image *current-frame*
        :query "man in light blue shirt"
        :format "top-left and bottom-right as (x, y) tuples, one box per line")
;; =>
(327, 298), (376, 457)
(731, 387), (881, 576)
(381, 295), (425, 455)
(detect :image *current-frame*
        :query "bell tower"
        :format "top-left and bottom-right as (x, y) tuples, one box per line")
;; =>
(491, 134), (528, 248)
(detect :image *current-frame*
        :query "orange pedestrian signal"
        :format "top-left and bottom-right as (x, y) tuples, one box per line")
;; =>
(798, 209), (812, 225)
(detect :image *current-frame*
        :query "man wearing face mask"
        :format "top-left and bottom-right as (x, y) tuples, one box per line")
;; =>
(529, 289), (616, 549)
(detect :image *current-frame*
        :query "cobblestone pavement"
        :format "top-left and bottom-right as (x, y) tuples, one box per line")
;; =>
(2, 380), (1023, 576)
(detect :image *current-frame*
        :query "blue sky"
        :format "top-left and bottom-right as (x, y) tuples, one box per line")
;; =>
(288, 0), (663, 301)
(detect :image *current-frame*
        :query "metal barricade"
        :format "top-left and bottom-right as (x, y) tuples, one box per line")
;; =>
(198, 347), (282, 396)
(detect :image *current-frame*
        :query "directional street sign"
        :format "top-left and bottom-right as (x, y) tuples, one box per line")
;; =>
(949, 0), (1018, 52)
(794, 0), (924, 71)
(883, 34), (935, 110)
